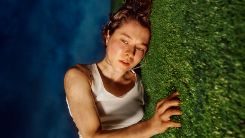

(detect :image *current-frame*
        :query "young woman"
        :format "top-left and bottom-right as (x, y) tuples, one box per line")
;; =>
(64, 0), (181, 137)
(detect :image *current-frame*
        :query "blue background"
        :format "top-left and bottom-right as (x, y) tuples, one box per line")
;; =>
(0, 0), (110, 137)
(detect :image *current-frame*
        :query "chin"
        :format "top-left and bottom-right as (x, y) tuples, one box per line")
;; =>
(114, 66), (130, 72)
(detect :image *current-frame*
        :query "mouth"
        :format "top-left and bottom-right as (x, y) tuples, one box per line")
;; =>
(119, 60), (130, 66)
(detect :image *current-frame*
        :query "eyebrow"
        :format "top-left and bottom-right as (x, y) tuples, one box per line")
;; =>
(121, 33), (148, 47)
(121, 33), (132, 39)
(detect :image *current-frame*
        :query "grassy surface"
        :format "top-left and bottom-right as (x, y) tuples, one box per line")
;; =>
(111, 0), (245, 137)
(141, 0), (245, 137)
(111, 0), (124, 13)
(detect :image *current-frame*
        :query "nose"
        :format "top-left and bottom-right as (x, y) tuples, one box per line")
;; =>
(125, 45), (135, 60)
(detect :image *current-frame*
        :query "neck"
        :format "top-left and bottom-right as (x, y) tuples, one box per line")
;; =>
(97, 59), (128, 82)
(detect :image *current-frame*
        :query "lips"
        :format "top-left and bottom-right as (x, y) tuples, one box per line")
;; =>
(119, 60), (130, 66)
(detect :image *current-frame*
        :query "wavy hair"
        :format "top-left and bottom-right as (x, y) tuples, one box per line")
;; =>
(103, 0), (152, 43)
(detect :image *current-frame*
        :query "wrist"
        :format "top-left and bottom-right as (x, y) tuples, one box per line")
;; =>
(142, 119), (155, 138)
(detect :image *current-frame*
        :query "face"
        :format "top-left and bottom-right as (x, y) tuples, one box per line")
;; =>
(104, 20), (150, 72)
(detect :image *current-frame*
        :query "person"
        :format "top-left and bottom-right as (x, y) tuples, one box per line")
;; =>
(64, 0), (181, 137)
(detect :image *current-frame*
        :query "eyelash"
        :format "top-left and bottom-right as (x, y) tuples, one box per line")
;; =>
(121, 39), (145, 52)
(136, 47), (144, 52)
(121, 39), (128, 44)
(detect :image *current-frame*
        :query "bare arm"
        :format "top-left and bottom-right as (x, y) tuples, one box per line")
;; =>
(64, 65), (181, 138)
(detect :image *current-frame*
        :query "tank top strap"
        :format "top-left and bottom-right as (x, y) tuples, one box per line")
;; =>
(86, 64), (103, 97)
(87, 64), (144, 103)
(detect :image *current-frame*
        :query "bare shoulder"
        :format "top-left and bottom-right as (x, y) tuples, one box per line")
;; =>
(65, 64), (91, 81)
(66, 64), (89, 75)
(64, 65), (101, 136)
(64, 64), (92, 94)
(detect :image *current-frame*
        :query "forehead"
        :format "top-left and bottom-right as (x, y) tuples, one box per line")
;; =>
(114, 20), (150, 42)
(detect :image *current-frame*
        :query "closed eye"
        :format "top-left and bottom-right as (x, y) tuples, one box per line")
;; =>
(136, 47), (144, 51)
(136, 47), (146, 53)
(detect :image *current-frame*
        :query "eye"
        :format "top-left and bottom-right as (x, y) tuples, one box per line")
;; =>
(136, 47), (145, 52)
(121, 39), (128, 44)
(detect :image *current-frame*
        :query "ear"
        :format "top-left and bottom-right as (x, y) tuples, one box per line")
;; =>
(105, 31), (110, 45)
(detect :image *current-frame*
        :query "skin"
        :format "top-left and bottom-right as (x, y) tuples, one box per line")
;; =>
(64, 20), (182, 138)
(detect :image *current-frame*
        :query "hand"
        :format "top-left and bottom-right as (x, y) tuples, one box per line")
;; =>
(148, 91), (182, 136)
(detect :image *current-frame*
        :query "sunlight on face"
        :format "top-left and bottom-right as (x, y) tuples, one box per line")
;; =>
(105, 20), (150, 72)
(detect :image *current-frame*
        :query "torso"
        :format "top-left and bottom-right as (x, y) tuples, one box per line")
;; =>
(73, 64), (144, 131)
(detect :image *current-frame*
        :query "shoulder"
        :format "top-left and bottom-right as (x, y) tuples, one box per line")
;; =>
(65, 64), (91, 80)
(64, 64), (92, 93)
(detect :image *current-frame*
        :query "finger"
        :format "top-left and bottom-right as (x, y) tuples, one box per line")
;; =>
(167, 91), (180, 100)
(164, 108), (182, 116)
(156, 92), (180, 109)
(164, 121), (181, 128)
(156, 91), (181, 111)
(160, 109), (182, 121)
(157, 99), (180, 114)
(156, 99), (166, 109)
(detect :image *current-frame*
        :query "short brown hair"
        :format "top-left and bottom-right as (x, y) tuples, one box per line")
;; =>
(103, 0), (152, 43)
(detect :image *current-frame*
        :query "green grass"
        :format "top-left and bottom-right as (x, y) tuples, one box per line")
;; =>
(111, 0), (245, 137)
(111, 0), (124, 13)
(141, 0), (245, 137)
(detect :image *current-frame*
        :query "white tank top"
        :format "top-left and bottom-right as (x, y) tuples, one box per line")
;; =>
(88, 64), (145, 130)
(67, 64), (144, 137)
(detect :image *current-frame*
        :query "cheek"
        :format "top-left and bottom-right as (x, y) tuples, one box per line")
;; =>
(136, 51), (145, 58)
(134, 52), (145, 62)
(107, 41), (123, 57)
